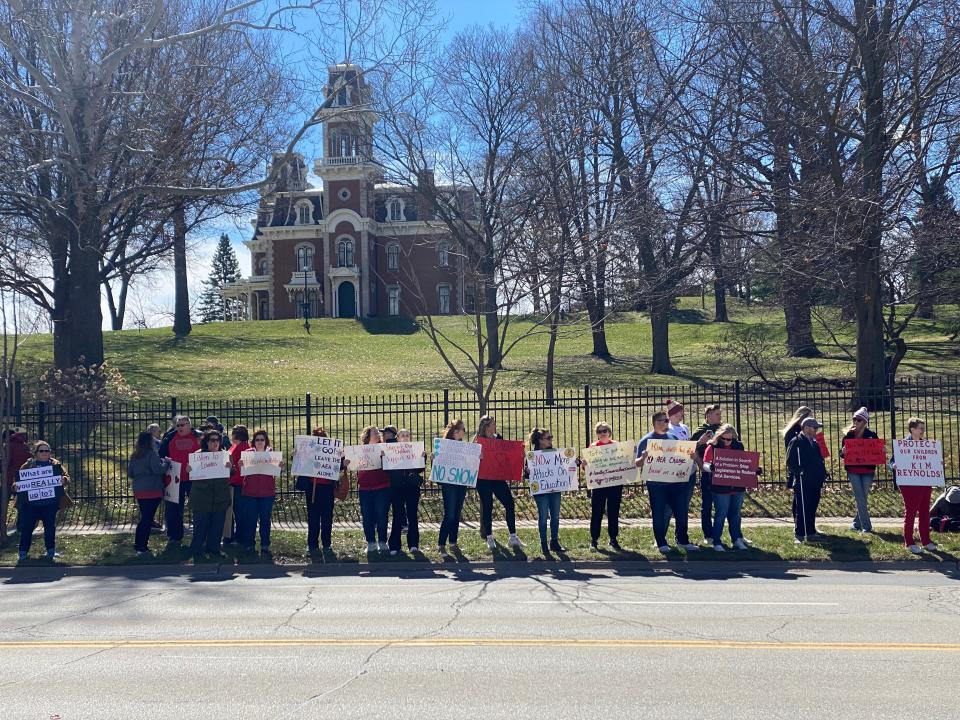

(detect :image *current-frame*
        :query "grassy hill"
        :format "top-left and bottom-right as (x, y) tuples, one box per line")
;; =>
(14, 298), (960, 400)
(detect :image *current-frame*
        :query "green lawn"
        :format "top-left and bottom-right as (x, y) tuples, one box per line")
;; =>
(3, 527), (958, 566)
(13, 298), (960, 400)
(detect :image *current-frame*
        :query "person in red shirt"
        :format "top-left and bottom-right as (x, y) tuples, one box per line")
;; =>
(238, 429), (279, 553)
(159, 415), (201, 544)
(224, 425), (250, 546)
(584, 421), (623, 551)
(347, 425), (390, 554)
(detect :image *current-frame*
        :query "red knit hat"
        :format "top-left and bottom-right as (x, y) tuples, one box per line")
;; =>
(664, 399), (684, 418)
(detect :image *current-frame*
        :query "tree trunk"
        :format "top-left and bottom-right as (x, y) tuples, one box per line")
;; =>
(584, 296), (611, 359)
(53, 225), (105, 368)
(707, 211), (729, 322)
(781, 276), (821, 358)
(172, 204), (192, 337)
(544, 277), (563, 404)
(649, 297), (675, 374)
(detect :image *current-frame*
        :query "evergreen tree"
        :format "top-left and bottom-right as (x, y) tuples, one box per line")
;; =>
(197, 234), (242, 323)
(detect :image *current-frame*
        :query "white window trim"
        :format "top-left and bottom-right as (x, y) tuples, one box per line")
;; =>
(437, 239), (450, 268)
(437, 283), (451, 315)
(294, 200), (313, 225)
(386, 196), (405, 222)
(294, 242), (315, 271)
(336, 235), (355, 268)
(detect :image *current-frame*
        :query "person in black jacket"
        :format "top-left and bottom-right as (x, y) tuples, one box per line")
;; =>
(386, 428), (423, 554)
(786, 417), (827, 543)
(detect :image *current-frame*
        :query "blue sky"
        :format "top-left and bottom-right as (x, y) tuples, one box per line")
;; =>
(434, 0), (524, 32)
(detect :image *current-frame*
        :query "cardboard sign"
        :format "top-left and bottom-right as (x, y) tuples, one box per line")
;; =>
(429, 439), (482, 487)
(711, 448), (760, 489)
(582, 441), (638, 490)
(816, 432), (830, 458)
(477, 437), (526, 482)
(893, 439), (945, 487)
(843, 438), (886, 467)
(640, 439), (698, 484)
(187, 450), (231, 480)
(343, 443), (385, 471)
(382, 442), (426, 471)
(240, 450), (283, 477)
(164, 460), (182, 504)
(526, 448), (578, 495)
(291, 435), (344, 481)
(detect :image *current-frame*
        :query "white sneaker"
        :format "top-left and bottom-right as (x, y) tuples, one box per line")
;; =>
(700, 539), (714, 547)
(924, 543), (939, 552)
(657, 545), (671, 553)
(389, 550), (398, 556)
(486, 535), (497, 550)
(733, 538), (749, 551)
(367, 542), (377, 553)
(741, 537), (753, 546)
(410, 547), (419, 553)
(438, 544), (448, 556)
(680, 543), (700, 552)
(508, 533), (523, 548)
(713, 544), (726, 552)
(907, 544), (922, 554)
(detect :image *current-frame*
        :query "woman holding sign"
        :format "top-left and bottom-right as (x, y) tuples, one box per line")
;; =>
(298, 427), (344, 556)
(840, 407), (881, 534)
(187, 429), (233, 560)
(474, 415), (522, 551)
(527, 427), (567, 555)
(892, 417), (937, 553)
(352, 426), (391, 553)
(386, 428), (424, 555)
(586, 421), (624, 552)
(702, 425), (751, 552)
(16, 441), (69, 561)
(238, 429), (279, 553)
(437, 419), (469, 555)
(224, 425), (251, 546)
(128, 431), (170, 556)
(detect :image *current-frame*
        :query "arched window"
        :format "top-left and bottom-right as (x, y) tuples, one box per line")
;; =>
(437, 284), (451, 315)
(295, 201), (312, 225)
(386, 243), (400, 272)
(388, 197), (404, 221)
(293, 290), (304, 318)
(296, 245), (314, 271)
(388, 286), (400, 316)
(337, 239), (354, 267)
(437, 240), (450, 268)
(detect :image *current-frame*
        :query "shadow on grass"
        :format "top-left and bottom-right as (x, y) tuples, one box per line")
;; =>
(359, 317), (420, 335)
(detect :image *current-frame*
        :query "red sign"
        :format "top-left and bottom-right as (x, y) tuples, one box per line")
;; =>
(815, 432), (830, 458)
(843, 438), (886, 466)
(477, 437), (526, 482)
(711, 448), (760, 489)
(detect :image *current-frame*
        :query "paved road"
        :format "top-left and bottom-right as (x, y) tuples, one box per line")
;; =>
(2, 562), (959, 719)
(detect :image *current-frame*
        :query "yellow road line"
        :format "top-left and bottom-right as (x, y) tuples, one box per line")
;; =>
(0, 638), (957, 651)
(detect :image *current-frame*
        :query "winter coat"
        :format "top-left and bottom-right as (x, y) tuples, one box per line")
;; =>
(128, 451), (168, 499)
(16, 458), (68, 508)
(786, 433), (827, 486)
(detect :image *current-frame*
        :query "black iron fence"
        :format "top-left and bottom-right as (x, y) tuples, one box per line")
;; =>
(10, 376), (960, 529)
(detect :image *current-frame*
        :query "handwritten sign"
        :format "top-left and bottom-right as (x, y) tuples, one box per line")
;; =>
(582, 441), (638, 490)
(526, 448), (578, 495)
(477, 437), (526, 482)
(187, 451), (231, 480)
(816, 432), (830, 458)
(640, 439), (697, 484)
(382, 442), (425, 471)
(17, 466), (62, 502)
(164, 460), (182, 504)
(240, 450), (283, 477)
(711, 448), (760, 489)
(291, 435), (344, 481)
(893, 439), (945, 487)
(429, 439), (482, 487)
(843, 438), (886, 467)
(343, 444), (385, 471)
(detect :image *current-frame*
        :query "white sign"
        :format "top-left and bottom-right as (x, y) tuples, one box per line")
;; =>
(429, 439), (482, 487)
(291, 435), (344, 481)
(240, 450), (283, 477)
(188, 450), (231, 480)
(582, 441), (638, 489)
(640, 439), (698, 484)
(893, 439), (945, 487)
(164, 460), (182, 504)
(383, 442), (426, 471)
(527, 448), (579, 495)
(343, 443), (385, 471)
(16, 466), (61, 493)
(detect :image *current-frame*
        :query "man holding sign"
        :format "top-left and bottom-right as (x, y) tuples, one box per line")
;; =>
(637, 412), (700, 554)
(15, 441), (68, 561)
(892, 417), (944, 553)
(840, 407), (883, 534)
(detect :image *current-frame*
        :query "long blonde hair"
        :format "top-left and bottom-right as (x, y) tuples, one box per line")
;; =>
(707, 423), (740, 446)
(780, 406), (813, 436)
(473, 415), (496, 442)
(442, 419), (465, 440)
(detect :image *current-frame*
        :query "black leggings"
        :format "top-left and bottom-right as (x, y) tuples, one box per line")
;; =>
(476, 479), (516, 537)
(590, 485), (623, 542)
(305, 483), (335, 550)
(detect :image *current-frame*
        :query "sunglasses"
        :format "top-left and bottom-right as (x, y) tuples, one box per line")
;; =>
(36, 448), (51, 454)
(176, 423), (188, 428)
(597, 430), (611, 435)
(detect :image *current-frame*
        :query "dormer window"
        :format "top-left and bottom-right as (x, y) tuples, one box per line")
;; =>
(295, 200), (313, 225)
(388, 197), (404, 222)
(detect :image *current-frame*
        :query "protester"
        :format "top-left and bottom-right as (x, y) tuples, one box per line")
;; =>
(690, 404), (722, 544)
(385, 428), (423, 555)
(224, 425), (250, 546)
(159, 415), (201, 544)
(891, 417), (938, 553)
(237, 429), (278, 553)
(16, 441), (69, 561)
(474, 415), (522, 550)
(527, 427), (566, 555)
(702, 424), (753, 551)
(637, 412), (699, 554)
(146, 423), (162, 451)
(665, 399), (689, 440)
(437, 419), (468, 556)
(206, 416), (225, 435)
(786, 417), (827, 543)
(930, 486), (960, 533)
(781, 406), (814, 449)
(351, 425), (390, 553)
(187, 429), (232, 560)
(4, 427), (31, 534)
(840, 407), (880, 534)
(585, 421), (623, 551)
(128, 431), (170, 555)
(382, 425), (407, 531)
(296, 427), (342, 556)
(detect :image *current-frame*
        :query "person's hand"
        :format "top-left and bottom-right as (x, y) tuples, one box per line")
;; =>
(697, 433), (711, 445)
(187, 464), (193, 473)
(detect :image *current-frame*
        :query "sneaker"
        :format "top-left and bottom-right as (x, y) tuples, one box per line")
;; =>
(609, 539), (623, 551)
(733, 538), (749, 551)
(389, 550), (398, 556)
(657, 545), (671, 553)
(741, 537), (754, 546)
(438, 544), (448, 556)
(793, 537), (804, 545)
(46, 549), (60, 559)
(541, 541), (550, 555)
(136, 550), (149, 557)
(550, 539), (566, 553)
(924, 543), (939, 552)
(907, 544), (922, 554)
(807, 533), (826, 541)
(486, 535), (497, 550)
(590, 540), (599, 551)
(17, 551), (27, 561)
(377, 542), (387, 552)
(508, 533), (524, 548)
(367, 542), (378, 553)
(849, 523), (859, 532)
(713, 544), (726, 552)
(449, 543), (460, 552)
(409, 547), (419, 553)
(700, 539), (714, 547)
(680, 543), (700, 552)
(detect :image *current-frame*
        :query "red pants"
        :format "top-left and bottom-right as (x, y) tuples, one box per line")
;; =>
(900, 485), (932, 546)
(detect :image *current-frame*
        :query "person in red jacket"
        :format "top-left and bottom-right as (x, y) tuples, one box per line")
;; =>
(224, 425), (250, 546)
(238, 429), (279, 553)
(159, 415), (201, 544)
(348, 425), (390, 554)
(4, 427), (31, 534)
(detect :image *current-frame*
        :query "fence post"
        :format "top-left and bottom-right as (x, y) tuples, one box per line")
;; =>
(305, 392), (312, 433)
(37, 400), (46, 440)
(169, 396), (177, 421)
(734, 380), (742, 433)
(888, 373), (897, 440)
(443, 389), (450, 425)
(583, 385), (591, 447)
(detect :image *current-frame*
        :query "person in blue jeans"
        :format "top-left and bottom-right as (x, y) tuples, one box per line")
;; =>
(437, 419), (469, 556)
(350, 425), (392, 554)
(238, 429), (280, 553)
(840, 407), (880, 534)
(702, 424), (755, 551)
(16, 441), (69, 561)
(526, 427), (567, 555)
